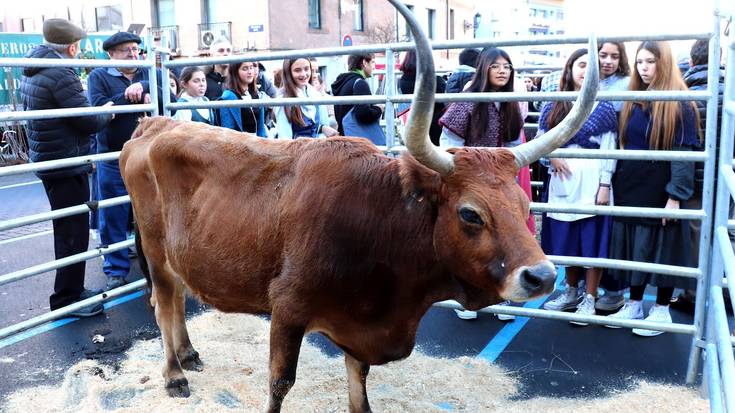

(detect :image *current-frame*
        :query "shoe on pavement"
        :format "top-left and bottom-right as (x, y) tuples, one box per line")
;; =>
(68, 289), (104, 318)
(454, 308), (478, 320)
(543, 287), (582, 311)
(495, 301), (516, 321)
(570, 293), (596, 326)
(632, 305), (672, 337)
(605, 300), (644, 328)
(106, 276), (128, 291)
(595, 290), (626, 311)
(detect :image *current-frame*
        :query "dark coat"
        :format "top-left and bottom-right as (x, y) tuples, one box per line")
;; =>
(445, 68), (475, 94)
(683, 64), (726, 197)
(330, 72), (383, 135)
(204, 68), (226, 101)
(20, 45), (112, 179)
(399, 74), (446, 145)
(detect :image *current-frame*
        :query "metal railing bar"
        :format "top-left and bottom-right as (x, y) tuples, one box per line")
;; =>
(433, 300), (697, 334)
(0, 239), (133, 287)
(165, 32), (710, 67)
(0, 279), (146, 341)
(532, 203), (704, 220)
(166, 90), (710, 110)
(721, 168), (735, 204)
(0, 152), (120, 177)
(705, 343), (724, 413)
(710, 285), (735, 412)
(548, 255), (700, 278)
(0, 196), (130, 232)
(0, 104), (155, 122)
(0, 57), (152, 69)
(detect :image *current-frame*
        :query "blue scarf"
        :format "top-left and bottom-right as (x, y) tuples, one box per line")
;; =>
(539, 101), (618, 149)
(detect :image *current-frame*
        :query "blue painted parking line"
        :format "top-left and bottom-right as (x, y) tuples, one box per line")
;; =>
(0, 290), (145, 350)
(477, 269), (658, 363)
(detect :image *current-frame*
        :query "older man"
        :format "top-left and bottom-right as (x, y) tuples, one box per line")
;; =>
(204, 37), (232, 100)
(20, 19), (114, 317)
(87, 31), (176, 290)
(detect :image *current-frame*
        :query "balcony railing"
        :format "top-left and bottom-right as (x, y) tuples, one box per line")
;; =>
(149, 25), (180, 55)
(197, 22), (232, 51)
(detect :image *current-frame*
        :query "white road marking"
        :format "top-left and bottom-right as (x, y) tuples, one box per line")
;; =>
(0, 230), (53, 245)
(0, 180), (42, 190)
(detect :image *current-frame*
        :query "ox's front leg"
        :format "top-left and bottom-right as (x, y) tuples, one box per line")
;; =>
(345, 353), (372, 413)
(265, 316), (305, 413)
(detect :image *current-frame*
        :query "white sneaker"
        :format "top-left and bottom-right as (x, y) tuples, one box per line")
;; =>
(454, 308), (477, 320)
(543, 287), (582, 311)
(495, 301), (516, 321)
(605, 300), (644, 328)
(595, 291), (626, 311)
(570, 294), (596, 326)
(632, 305), (672, 337)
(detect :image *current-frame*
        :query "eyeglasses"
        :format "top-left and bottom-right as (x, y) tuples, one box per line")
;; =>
(216, 47), (232, 53)
(113, 46), (141, 54)
(490, 64), (513, 71)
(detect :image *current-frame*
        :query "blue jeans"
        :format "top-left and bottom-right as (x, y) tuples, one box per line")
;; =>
(97, 161), (130, 278)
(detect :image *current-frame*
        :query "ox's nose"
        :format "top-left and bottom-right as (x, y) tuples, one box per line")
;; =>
(520, 262), (556, 295)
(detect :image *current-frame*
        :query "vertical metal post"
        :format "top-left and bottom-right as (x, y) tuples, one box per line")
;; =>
(160, 34), (172, 118)
(146, 34), (159, 117)
(686, 3), (722, 384)
(384, 48), (396, 149)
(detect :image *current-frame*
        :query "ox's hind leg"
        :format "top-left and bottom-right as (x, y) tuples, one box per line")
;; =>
(265, 315), (305, 413)
(345, 353), (372, 413)
(150, 266), (191, 397)
(171, 278), (203, 372)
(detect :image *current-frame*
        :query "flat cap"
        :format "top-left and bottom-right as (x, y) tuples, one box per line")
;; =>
(43, 19), (86, 45)
(103, 31), (142, 51)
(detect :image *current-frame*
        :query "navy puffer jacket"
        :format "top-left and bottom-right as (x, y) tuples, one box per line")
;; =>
(20, 45), (112, 179)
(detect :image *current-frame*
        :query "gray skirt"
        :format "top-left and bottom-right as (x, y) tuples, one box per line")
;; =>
(608, 219), (697, 290)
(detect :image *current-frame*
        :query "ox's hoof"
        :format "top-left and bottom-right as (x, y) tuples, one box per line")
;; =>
(180, 351), (204, 372)
(165, 377), (190, 398)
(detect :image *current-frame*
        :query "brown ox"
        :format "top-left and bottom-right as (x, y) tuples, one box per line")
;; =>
(120, 2), (599, 411)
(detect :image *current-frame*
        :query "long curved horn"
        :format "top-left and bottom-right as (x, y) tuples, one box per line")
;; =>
(389, 0), (454, 175)
(511, 34), (599, 168)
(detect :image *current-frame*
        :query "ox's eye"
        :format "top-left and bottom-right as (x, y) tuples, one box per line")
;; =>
(459, 207), (484, 226)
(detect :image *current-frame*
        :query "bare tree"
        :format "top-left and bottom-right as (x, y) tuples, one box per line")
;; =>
(364, 20), (397, 44)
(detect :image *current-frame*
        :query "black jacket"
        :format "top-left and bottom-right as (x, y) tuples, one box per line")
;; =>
(445, 69), (475, 94)
(399, 74), (446, 145)
(683, 64), (726, 197)
(204, 68), (226, 100)
(330, 72), (383, 135)
(20, 45), (112, 180)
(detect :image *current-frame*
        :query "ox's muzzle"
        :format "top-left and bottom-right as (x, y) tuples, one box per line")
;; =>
(519, 261), (556, 296)
(503, 261), (557, 302)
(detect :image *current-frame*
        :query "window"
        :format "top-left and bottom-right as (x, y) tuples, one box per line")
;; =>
(95, 5), (123, 31)
(449, 9), (455, 39)
(153, 0), (176, 27)
(557, 11), (564, 20)
(427, 8), (435, 40)
(353, 0), (364, 31)
(308, 0), (321, 29)
(21, 18), (35, 32)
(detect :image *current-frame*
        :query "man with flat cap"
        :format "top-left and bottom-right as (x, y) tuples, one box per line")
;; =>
(87, 31), (176, 291)
(21, 19), (114, 318)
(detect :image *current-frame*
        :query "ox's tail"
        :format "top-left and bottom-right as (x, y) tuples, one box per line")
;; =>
(134, 223), (154, 310)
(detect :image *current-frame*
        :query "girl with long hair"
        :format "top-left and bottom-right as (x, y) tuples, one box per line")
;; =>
(219, 60), (267, 137)
(605, 41), (700, 336)
(437, 47), (529, 321)
(539, 49), (618, 323)
(274, 57), (338, 138)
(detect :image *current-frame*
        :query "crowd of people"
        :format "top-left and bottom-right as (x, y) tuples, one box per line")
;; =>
(19, 18), (728, 332)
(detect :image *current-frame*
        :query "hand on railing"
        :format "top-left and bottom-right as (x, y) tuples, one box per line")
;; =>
(124, 82), (145, 103)
(102, 101), (115, 119)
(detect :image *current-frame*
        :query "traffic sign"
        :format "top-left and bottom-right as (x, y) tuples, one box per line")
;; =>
(342, 34), (353, 47)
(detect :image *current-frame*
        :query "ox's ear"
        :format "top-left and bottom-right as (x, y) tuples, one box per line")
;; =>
(399, 152), (443, 203)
